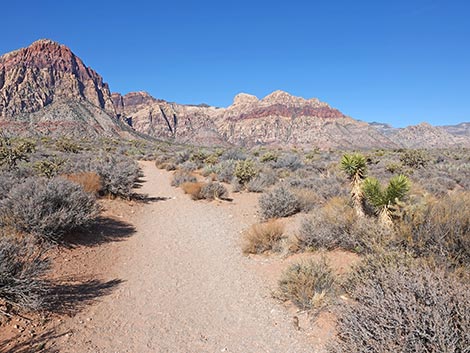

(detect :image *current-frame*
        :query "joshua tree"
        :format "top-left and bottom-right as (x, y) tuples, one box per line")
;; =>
(340, 153), (367, 217)
(362, 174), (410, 227)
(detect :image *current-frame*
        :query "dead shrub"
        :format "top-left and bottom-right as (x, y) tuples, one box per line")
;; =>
(181, 182), (205, 200)
(62, 172), (102, 194)
(329, 254), (470, 352)
(277, 258), (335, 312)
(242, 220), (285, 254)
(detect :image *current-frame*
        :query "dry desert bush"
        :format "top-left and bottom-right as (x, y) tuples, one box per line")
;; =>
(242, 220), (285, 254)
(0, 177), (99, 243)
(329, 253), (470, 352)
(0, 236), (50, 312)
(277, 258), (335, 313)
(259, 185), (300, 219)
(171, 170), (197, 187)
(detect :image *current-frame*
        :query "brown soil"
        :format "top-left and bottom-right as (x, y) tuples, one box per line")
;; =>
(1, 161), (358, 352)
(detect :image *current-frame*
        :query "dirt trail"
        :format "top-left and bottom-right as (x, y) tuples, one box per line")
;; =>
(55, 161), (317, 353)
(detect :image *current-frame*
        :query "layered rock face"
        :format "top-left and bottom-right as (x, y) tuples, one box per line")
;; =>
(0, 39), (130, 137)
(114, 90), (397, 149)
(371, 122), (470, 148)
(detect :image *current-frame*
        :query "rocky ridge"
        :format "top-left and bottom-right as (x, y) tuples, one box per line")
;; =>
(0, 39), (132, 137)
(0, 39), (468, 148)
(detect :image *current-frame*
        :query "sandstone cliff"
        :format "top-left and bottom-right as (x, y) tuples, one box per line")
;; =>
(0, 39), (131, 137)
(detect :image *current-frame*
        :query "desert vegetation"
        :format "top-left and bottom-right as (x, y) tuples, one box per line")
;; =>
(151, 144), (470, 351)
(0, 135), (143, 320)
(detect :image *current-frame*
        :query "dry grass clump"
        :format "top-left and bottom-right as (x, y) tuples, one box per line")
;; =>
(242, 220), (285, 254)
(277, 258), (335, 312)
(329, 253), (470, 352)
(171, 170), (197, 187)
(259, 185), (300, 219)
(62, 172), (102, 194)
(181, 182), (205, 200)
(0, 236), (50, 312)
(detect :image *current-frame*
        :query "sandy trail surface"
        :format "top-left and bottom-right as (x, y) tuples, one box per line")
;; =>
(55, 161), (316, 353)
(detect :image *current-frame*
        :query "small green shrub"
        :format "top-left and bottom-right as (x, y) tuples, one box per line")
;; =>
(234, 160), (258, 185)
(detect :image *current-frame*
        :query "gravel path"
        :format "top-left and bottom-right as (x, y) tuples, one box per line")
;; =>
(56, 161), (317, 353)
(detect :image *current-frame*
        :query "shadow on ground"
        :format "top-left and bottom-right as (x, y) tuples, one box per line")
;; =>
(0, 278), (123, 353)
(64, 216), (136, 247)
(46, 277), (123, 315)
(0, 329), (66, 353)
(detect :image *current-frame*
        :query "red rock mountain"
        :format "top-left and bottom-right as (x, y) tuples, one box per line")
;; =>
(0, 39), (132, 137)
(1, 40), (468, 148)
(111, 90), (398, 149)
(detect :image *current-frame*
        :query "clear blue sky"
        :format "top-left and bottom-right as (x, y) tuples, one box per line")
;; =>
(2, 0), (469, 127)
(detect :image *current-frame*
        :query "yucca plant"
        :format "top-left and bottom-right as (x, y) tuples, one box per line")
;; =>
(363, 174), (410, 227)
(340, 153), (367, 217)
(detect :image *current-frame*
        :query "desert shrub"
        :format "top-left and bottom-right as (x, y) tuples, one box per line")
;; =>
(234, 160), (258, 185)
(329, 254), (470, 352)
(242, 220), (284, 254)
(155, 154), (170, 169)
(216, 160), (236, 183)
(181, 182), (204, 200)
(296, 198), (390, 253)
(246, 171), (278, 193)
(260, 151), (278, 163)
(292, 188), (322, 212)
(171, 170), (197, 187)
(199, 182), (228, 200)
(420, 176), (457, 196)
(174, 150), (191, 164)
(0, 172), (20, 200)
(55, 138), (82, 153)
(0, 137), (35, 169)
(33, 158), (65, 178)
(397, 192), (470, 266)
(164, 162), (177, 171)
(62, 172), (102, 194)
(400, 149), (429, 169)
(259, 186), (300, 219)
(0, 177), (99, 243)
(288, 174), (348, 202)
(179, 160), (198, 172)
(277, 258), (335, 312)
(94, 153), (140, 198)
(231, 177), (243, 193)
(220, 148), (247, 161)
(273, 153), (302, 171)
(0, 237), (50, 312)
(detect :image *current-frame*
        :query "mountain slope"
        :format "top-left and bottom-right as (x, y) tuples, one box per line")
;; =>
(113, 90), (397, 149)
(0, 39), (131, 137)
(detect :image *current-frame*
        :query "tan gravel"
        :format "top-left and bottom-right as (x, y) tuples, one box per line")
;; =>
(55, 161), (318, 353)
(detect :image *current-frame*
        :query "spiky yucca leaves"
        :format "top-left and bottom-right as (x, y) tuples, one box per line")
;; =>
(363, 174), (410, 226)
(340, 153), (367, 217)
